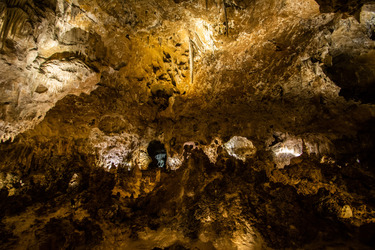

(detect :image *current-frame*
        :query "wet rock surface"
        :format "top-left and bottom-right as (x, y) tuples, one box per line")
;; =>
(0, 0), (375, 249)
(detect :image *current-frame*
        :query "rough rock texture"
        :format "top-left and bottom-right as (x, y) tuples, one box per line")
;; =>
(1, 0), (375, 249)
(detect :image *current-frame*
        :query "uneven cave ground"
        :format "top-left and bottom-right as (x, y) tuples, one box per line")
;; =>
(1, 140), (375, 249)
(1, 0), (375, 249)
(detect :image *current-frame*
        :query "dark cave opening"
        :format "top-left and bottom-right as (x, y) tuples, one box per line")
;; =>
(147, 140), (167, 169)
(324, 53), (375, 104)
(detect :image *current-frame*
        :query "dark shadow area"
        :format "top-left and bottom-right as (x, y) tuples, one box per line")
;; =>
(147, 140), (167, 169)
(324, 52), (375, 104)
(315, 0), (371, 14)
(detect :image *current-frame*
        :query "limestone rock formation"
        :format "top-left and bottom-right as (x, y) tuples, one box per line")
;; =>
(0, 0), (375, 249)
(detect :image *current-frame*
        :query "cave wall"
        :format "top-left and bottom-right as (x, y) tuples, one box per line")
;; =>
(0, 0), (375, 249)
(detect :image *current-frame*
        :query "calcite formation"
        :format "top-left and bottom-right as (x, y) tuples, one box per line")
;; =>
(0, 0), (375, 249)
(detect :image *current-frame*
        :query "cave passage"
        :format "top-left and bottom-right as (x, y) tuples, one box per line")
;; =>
(1, 0), (375, 249)
(147, 140), (167, 169)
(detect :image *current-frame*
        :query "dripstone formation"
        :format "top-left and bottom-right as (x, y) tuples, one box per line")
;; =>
(1, 0), (375, 249)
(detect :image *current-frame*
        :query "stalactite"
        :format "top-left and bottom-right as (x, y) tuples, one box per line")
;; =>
(223, 0), (228, 36)
(0, 0), (29, 48)
(189, 37), (194, 84)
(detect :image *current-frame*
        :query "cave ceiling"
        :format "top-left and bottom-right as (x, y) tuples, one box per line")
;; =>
(0, 0), (375, 249)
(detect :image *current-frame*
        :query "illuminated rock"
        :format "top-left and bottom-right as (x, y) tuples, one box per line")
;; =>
(272, 137), (303, 168)
(224, 136), (256, 162)
(339, 205), (353, 219)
